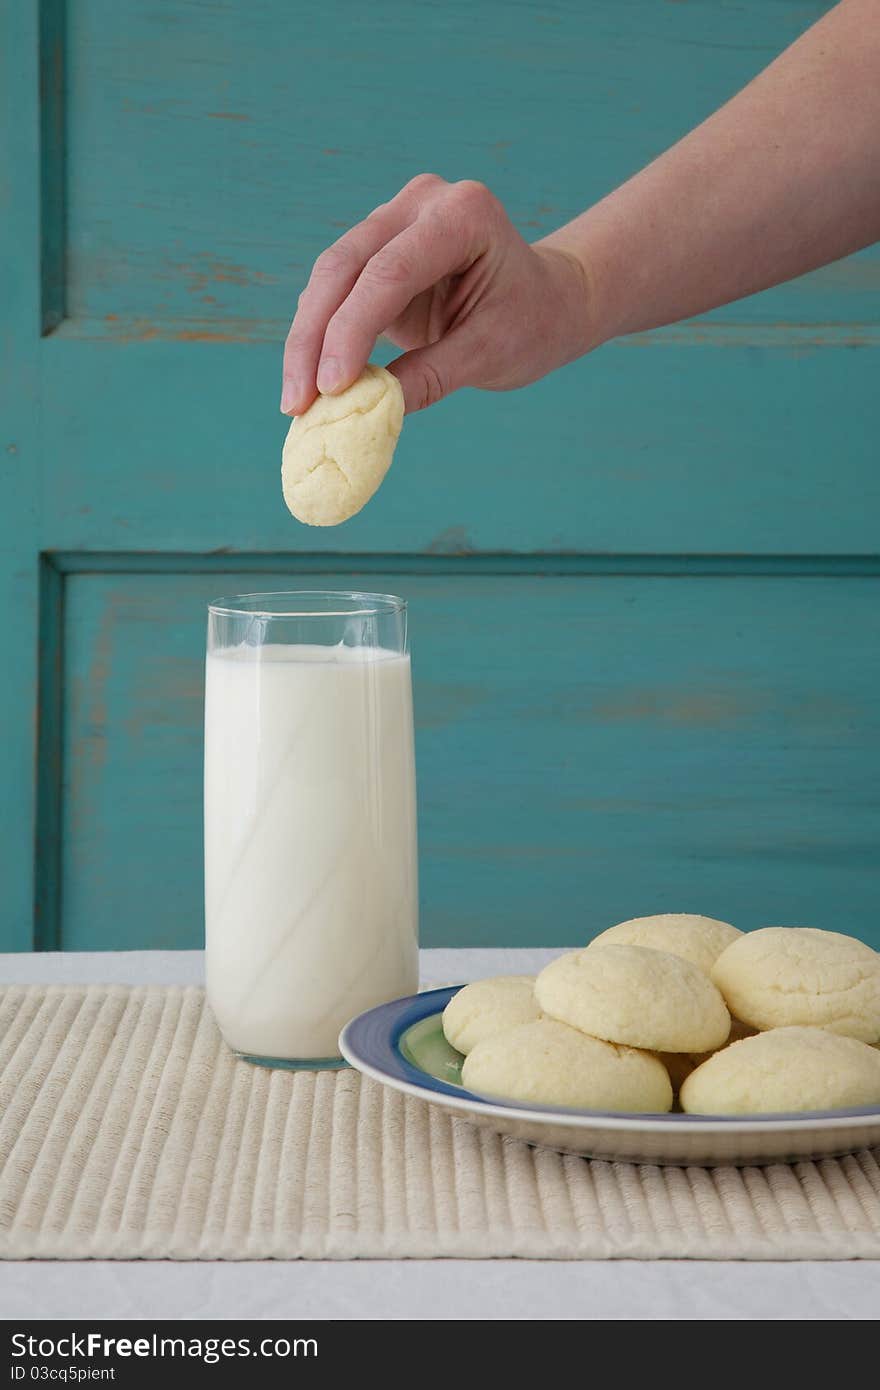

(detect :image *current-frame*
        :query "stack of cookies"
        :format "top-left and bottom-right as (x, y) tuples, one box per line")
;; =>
(442, 915), (880, 1115)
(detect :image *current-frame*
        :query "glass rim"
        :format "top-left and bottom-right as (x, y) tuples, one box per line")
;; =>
(207, 589), (407, 619)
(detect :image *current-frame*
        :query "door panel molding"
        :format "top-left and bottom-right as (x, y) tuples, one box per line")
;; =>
(39, 0), (66, 334)
(1, 0), (42, 949)
(47, 551), (880, 578)
(34, 554), (65, 948)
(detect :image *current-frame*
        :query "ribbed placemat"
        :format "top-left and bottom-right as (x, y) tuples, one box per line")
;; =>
(2, 984), (879, 1260)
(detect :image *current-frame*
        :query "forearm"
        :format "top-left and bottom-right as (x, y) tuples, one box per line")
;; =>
(542, 0), (880, 348)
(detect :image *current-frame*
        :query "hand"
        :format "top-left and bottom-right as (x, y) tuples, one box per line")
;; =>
(281, 173), (594, 416)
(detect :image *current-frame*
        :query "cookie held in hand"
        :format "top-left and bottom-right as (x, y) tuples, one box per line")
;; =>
(282, 364), (404, 526)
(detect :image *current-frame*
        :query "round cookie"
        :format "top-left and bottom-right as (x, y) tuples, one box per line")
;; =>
(536, 944), (730, 1053)
(681, 1026), (880, 1115)
(461, 1018), (673, 1113)
(711, 927), (880, 1043)
(589, 913), (741, 976)
(442, 976), (540, 1055)
(282, 364), (404, 526)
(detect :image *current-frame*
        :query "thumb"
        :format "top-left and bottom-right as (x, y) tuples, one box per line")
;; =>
(387, 327), (474, 414)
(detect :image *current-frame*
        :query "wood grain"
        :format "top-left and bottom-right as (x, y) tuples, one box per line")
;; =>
(40, 337), (880, 557)
(58, 570), (880, 951)
(59, 0), (876, 338)
(2, 1), (878, 954)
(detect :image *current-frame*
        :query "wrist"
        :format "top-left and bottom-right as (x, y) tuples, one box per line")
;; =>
(532, 237), (608, 360)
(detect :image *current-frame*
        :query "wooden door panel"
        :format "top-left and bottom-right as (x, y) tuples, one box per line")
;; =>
(42, 340), (880, 557)
(49, 0), (879, 563)
(3, 2), (878, 954)
(64, 0), (876, 338)
(58, 565), (880, 950)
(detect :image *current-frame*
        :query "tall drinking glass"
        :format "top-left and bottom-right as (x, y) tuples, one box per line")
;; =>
(204, 591), (418, 1068)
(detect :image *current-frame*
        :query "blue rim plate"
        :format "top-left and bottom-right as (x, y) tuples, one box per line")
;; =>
(339, 986), (880, 1166)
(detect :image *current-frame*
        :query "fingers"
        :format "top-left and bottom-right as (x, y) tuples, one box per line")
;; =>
(281, 206), (406, 416)
(281, 174), (446, 415)
(387, 324), (476, 414)
(316, 211), (478, 394)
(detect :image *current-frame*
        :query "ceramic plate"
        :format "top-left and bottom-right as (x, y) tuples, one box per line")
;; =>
(339, 985), (880, 1166)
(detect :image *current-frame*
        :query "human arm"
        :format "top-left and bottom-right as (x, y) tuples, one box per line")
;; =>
(281, 0), (880, 416)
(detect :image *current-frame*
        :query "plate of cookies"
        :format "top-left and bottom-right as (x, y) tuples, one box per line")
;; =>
(339, 916), (880, 1165)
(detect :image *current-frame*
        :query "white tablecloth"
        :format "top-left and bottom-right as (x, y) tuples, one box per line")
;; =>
(0, 949), (877, 1321)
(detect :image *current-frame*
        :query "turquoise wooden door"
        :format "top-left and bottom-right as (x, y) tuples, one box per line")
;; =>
(2, 1), (878, 953)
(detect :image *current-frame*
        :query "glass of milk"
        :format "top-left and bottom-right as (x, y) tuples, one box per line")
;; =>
(204, 591), (418, 1067)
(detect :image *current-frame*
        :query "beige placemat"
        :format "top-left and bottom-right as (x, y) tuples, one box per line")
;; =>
(1, 984), (879, 1260)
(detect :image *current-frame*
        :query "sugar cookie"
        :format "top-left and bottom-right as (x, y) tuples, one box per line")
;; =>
(281, 364), (404, 525)
(442, 976), (540, 1055)
(461, 1018), (673, 1112)
(590, 913), (741, 976)
(711, 927), (880, 1043)
(681, 1025), (880, 1115)
(536, 944), (730, 1053)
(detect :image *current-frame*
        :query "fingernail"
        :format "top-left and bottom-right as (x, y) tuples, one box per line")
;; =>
(280, 379), (298, 414)
(316, 357), (342, 393)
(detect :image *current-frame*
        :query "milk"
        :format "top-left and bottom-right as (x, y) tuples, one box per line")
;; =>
(204, 642), (418, 1059)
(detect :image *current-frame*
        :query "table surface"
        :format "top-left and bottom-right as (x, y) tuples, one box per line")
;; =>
(1, 948), (878, 1322)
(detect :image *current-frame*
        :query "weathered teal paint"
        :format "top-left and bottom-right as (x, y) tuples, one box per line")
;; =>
(40, 339), (880, 556)
(2, 1), (878, 953)
(0, 0), (42, 950)
(34, 555), (65, 949)
(57, 568), (880, 950)
(38, 0), (66, 333)
(59, 0), (877, 336)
